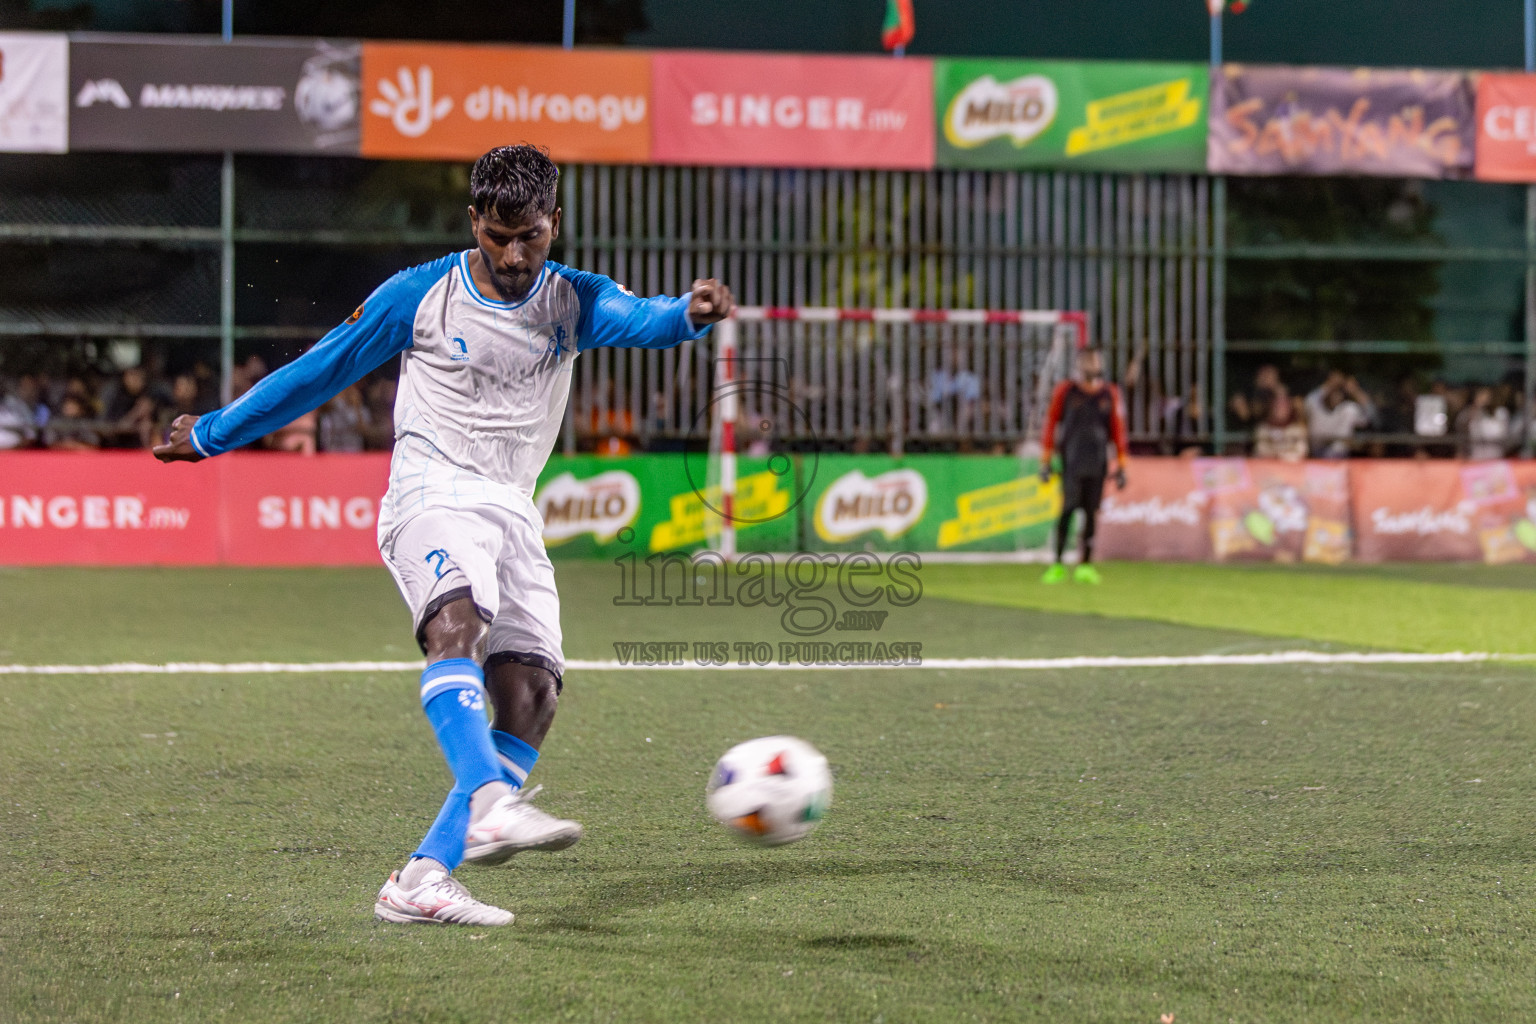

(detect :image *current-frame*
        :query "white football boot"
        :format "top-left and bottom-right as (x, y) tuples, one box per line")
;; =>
(373, 867), (513, 926)
(462, 784), (584, 866)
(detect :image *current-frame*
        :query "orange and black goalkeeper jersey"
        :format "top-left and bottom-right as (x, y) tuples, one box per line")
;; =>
(1041, 380), (1128, 477)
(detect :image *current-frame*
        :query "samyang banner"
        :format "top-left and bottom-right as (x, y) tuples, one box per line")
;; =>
(69, 35), (361, 154)
(1474, 73), (1536, 182)
(650, 52), (934, 169)
(934, 59), (1208, 172)
(1352, 459), (1536, 563)
(359, 43), (651, 162)
(1209, 64), (1475, 178)
(0, 33), (68, 153)
(1097, 458), (1351, 564)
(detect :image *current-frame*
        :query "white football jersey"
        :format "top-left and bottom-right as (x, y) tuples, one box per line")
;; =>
(189, 250), (706, 533)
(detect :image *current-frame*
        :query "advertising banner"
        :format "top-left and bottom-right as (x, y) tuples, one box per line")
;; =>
(359, 42), (650, 162)
(935, 59), (1207, 172)
(1474, 73), (1536, 182)
(1209, 64), (1475, 178)
(69, 36), (361, 154)
(533, 454), (797, 559)
(651, 52), (934, 169)
(217, 452), (389, 566)
(799, 454), (1057, 553)
(0, 451), (220, 566)
(0, 33), (68, 153)
(1098, 458), (1350, 563)
(1351, 459), (1536, 563)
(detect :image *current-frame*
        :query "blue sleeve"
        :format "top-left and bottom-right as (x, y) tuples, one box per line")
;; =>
(190, 255), (454, 457)
(549, 263), (711, 352)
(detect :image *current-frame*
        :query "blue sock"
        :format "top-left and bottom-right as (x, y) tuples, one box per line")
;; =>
(491, 730), (540, 789)
(412, 658), (502, 869)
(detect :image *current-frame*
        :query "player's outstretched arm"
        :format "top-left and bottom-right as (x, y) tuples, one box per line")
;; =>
(556, 265), (735, 351)
(150, 257), (452, 464)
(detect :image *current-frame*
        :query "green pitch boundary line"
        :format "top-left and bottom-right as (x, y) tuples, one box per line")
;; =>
(1, 652), (1534, 675)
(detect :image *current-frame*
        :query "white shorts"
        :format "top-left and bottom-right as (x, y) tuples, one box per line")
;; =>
(380, 504), (564, 675)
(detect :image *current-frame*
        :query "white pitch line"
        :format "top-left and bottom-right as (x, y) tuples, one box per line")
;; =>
(0, 651), (1533, 675)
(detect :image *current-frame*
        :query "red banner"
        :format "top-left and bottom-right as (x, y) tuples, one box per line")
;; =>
(1474, 72), (1536, 182)
(217, 452), (390, 566)
(0, 452), (389, 567)
(651, 52), (934, 169)
(1351, 459), (1536, 563)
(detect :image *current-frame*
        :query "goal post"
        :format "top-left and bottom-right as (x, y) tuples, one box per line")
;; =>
(706, 305), (1090, 559)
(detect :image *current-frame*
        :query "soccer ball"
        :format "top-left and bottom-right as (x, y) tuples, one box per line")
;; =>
(706, 735), (832, 846)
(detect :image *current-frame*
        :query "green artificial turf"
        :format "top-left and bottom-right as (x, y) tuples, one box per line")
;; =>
(922, 561), (1536, 655)
(2, 563), (1534, 1022)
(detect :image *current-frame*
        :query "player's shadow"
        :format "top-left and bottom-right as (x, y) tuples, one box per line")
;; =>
(529, 854), (1125, 935)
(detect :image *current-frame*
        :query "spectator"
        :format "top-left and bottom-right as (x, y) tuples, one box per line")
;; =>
(1252, 386), (1308, 461)
(230, 354), (268, 399)
(1229, 364), (1282, 432)
(101, 366), (162, 448)
(1456, 386), (1510, 461)
(44, 396), (102, 450)
(319, 384), (372, 453)
(1306, 372), (1374, 458)
(0, 377), (41, 448)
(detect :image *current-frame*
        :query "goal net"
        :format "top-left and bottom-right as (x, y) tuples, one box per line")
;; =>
(701, 306), (1088, 560)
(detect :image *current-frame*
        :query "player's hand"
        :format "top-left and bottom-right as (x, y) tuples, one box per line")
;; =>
(1038, 466), (1052, 484)
(1114, 467), (1128, 490)
(688, 278), (735, 326)
(152, 414), (205, 463)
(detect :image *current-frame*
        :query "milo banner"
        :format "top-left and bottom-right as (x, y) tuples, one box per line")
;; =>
(801, 454), (1058, 553)
(533, 454), (797, 559)
(1209, 64), (1475, 178)
(935, 59), (1208, 171)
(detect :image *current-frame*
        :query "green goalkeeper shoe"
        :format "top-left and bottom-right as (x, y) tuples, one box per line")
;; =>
(1072, 564), (1102, 585)
(1040, 564), (1068, 584)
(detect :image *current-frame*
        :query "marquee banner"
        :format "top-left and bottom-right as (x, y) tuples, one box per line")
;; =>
(1208, 64), (1475, 178)
(69, 36), (361, 154)
(935, 59), (1208, 172)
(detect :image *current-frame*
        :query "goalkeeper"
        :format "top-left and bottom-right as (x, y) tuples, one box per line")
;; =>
(1039, 346), (1128, 584)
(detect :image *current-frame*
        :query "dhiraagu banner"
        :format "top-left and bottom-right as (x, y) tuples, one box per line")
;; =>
(935, 59), (1208, 172)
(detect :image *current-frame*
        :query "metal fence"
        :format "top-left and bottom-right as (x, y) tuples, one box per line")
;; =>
(562, 165), (1216, 447)
(0, 155), (1217, 446)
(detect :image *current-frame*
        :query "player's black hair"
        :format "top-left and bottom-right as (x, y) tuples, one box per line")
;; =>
(470, 145), (560, 225)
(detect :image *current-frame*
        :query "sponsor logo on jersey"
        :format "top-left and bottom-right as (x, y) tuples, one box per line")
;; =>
(345, 303), (365, 324)
(813, 469), (926, 542)
(537, 470), (640, 544)
(449, 336), (469, 361)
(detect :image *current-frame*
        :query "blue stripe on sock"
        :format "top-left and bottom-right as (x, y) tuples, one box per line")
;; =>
(491, 730), (540, 788)
(420, 657), (486, 707)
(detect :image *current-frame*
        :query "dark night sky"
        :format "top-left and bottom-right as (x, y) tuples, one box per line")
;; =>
(642, 0), (1520, 69)
(21, 0), (1528, 70)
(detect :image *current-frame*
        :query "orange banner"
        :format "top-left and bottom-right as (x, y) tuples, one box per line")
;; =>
(359, 42), (650, 162)
(1351, 459), (1536, 562)
(1474, 72), (1536, 182)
